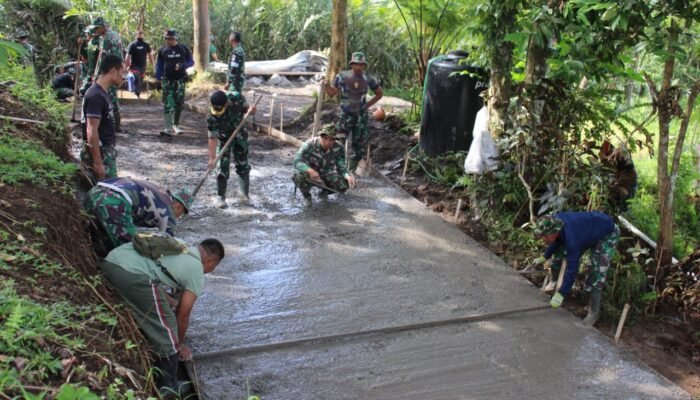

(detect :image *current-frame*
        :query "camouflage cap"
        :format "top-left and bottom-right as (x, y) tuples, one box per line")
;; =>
(319, 124), (338, 138)
(172, 188), (193, 214)
(15, 29), (29, 39)
(533, 215), (564, 236)
(349, 52), (367, 65)
(92, 17), (107, 27)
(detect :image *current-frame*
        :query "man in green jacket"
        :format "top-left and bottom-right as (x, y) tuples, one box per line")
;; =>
(101, 238), (225, 398)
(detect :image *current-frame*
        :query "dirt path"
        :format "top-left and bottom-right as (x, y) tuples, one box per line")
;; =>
(85, 102), (691, 399)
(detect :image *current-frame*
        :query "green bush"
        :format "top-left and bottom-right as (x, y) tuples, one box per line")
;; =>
(0, 135), (76, 187)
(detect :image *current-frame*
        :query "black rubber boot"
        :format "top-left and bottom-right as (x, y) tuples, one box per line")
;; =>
(174, 110), (182, 126)
(215, 175), (228, 208)
(238, 172), (250, 202)
(583, 289), (602, 326)
(154, 353), (178, 399)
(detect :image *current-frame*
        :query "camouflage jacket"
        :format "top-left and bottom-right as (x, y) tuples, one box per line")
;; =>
(100, 29), (124, 58)
(294, 137), (350, 178)
(206, 92), (249, 141)
(333, 70), (380, 114)
(97, 177), (177, 233)
(227, 44), (245, 92)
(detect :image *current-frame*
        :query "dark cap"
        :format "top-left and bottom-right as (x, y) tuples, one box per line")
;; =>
(210, 90), (228, 107)
(163, 29), (179, 39)
(92, 17), (107, 27)
(229, 31), (242, 42)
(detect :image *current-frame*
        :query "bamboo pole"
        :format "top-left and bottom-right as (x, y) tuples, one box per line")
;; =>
(280, 102), (284, 133)
(454, 199), (463, 220)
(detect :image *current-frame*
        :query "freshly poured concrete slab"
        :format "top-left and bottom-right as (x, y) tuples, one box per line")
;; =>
(113, 104), (689, 400)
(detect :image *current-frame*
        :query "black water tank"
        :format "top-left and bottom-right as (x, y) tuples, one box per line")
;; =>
(420, 51), (487, 157)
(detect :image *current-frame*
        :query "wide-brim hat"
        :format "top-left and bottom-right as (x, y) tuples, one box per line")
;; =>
(172, 188), (193, 214)
(349, 52), (367, 65)
(163, 29), (179, 39)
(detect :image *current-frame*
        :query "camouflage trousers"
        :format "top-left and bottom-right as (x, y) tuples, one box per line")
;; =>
(229, 72), (245, 94)
(108, 85), (120, 113)
(80, 145), (118, 185)
(217, 132), (250, 181)
(85, 185), (135, 248)
(55, 88), (73, 100)
(162, 79), (186, 115)
(336, 110), (369, 162)
(79, 76), (93, 96)
(293, 170), (349, 197)
(550, 225), (621, 292)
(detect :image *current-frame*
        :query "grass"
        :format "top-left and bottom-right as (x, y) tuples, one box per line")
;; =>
(0, 134), (77, 187)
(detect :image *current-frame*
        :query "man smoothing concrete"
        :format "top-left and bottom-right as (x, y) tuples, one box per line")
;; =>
(293, 124), (356, 207)
(85, 177), (193, 250)
(101, 238), (224, 398)
(534, 211), (621, 326)
(156, 29), (194, 136)
(324, 52), (383, 174)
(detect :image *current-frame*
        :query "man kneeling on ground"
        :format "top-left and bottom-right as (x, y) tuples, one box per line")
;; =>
(293, 124), (356, 207)
(534, 211), (620, 326)
(101, 238), (224, 398)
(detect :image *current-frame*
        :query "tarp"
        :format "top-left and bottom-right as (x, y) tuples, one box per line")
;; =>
(209, 50), (328, 75)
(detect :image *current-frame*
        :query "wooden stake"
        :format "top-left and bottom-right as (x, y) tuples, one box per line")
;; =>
(614, 303), (631, 344)
(280, 102), (284, 133)
(268, 95), (276, 135)
(400, 151), (410, 186)
(454, 199), (463, 220)
(556, 260), (568, 292)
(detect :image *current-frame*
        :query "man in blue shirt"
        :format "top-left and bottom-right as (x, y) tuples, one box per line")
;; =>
(534, 211), (620, 326)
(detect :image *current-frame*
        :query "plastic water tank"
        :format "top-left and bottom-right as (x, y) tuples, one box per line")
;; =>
(420, 51), (488, 157)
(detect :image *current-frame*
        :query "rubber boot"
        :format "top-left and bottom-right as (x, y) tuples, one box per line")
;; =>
(160, 112), (174, 136)
(543, 268), (559, 294)
(154, 353), (178, 399)
(583, 289), (602, 326)
(215, 176), (227, 208)
(173, 110), (183, 134)
(114, 110), (122, 133)
(237, 173), (250, 203)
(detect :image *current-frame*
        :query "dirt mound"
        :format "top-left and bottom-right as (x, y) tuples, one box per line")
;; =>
(0, 91), (152, 397)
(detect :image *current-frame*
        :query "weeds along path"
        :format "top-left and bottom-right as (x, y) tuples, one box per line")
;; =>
(109, 102), (689, 399)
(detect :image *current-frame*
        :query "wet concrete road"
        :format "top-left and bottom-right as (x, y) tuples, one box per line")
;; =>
(114, 104), (689, 399)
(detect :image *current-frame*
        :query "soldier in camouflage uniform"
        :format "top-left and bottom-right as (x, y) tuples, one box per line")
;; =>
(156, 29), (194, 136)
(85, 177), (193, 250)
(324, 52), (383, 173)
(79, 26), (101, 96)
(534, 212), (620, 327)
(293, 124), (356, 207)
(91, 18), (125, 132)
(225, 31), (245, 93)
(14, 29), (35, 66)
(207, 90), (256, 208)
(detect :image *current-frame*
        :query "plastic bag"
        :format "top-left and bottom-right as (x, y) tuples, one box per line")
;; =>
(464, 106), (498, 174)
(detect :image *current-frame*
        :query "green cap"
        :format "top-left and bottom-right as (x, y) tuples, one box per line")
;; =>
(172, 188), (193, 214)
(92, 17), (107, 27)
(533, 216), (564, 236)
(349, 52), (367, 65)
(319, 124), (338, 138)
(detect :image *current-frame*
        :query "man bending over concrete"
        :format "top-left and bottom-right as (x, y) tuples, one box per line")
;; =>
(101, 238), (224, 398)
(534, 211), (620, 326)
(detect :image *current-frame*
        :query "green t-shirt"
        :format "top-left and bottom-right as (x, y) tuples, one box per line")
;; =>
(105, 242), (205, 297)
(209, 43), (218, 62)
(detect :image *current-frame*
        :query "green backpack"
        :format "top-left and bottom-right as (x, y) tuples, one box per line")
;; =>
(133, 232), (188, 259)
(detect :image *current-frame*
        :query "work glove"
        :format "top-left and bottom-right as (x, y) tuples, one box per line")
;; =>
(550, 292), (564, 308)
(533, 256), (547, 265)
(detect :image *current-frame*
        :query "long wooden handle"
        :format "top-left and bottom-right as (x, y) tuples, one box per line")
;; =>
(71, 43), (84, 120)
(191, 96), (263, 198)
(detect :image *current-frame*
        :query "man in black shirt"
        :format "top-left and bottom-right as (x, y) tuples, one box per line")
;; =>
(81, 54), (124, 183)
(155, 29), (193, 136)
(52, 67), (75, 101)
(125, 30), (154, 99)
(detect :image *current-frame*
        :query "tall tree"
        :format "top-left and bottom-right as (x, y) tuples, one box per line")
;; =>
(327, 0), (348, 83)
(192, 0), (210, 73)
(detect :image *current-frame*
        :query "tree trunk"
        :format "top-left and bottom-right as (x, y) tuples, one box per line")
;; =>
(327, 0), (348, 83)
(192, 0), (210, 73)
(524, 34), (548, 85)
(487, 4), (517, 138)
(654, 21), (679, 267)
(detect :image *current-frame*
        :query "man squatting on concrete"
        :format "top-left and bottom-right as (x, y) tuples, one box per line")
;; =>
(207, 90), (257, 208)
(101, 238), (224, 397)
(81, 54), (124, 183)
(534, 211), (620, 326)
(323, 52), (383, 173)
(293, 124), (356, 207)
